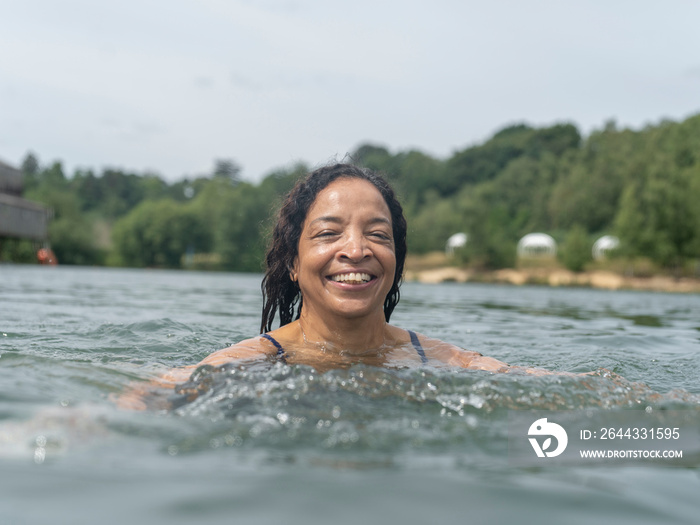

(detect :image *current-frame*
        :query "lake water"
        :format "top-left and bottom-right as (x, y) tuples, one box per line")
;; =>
(1, 265), (699, 524)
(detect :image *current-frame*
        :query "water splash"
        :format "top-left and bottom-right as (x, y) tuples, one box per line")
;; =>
(150, 362), (700, 463)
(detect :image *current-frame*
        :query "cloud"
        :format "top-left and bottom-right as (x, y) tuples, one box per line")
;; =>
(194, 76), (215, 89)
(230, 73), (262, 92)
(683, 66), (700, 79)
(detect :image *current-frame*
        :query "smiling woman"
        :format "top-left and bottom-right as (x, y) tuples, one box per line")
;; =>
(198, 164), (508, 372)
(116, 164), (511, 409)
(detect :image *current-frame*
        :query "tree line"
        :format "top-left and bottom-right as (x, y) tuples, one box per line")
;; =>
(5, 113), (700, 274)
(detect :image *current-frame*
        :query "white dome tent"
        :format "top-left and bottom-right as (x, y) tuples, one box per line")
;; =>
(592, 235), (619, 260)
(517, 233), (557, 258)
(445, 232), (468, 256)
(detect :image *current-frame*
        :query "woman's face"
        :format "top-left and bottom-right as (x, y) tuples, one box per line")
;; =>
(293, 177), (396, 322)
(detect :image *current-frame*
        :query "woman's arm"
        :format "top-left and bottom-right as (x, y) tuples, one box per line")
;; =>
(419, 334), (571, 375)
(113, 338), (270, 410)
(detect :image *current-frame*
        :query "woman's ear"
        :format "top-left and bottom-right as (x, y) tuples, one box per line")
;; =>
(289, 258), (299, 282)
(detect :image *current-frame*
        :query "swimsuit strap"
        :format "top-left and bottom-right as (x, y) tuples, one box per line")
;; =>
(262, 331), (427, 365)
(407, 330), (428, 364)
(261, 333), (287, 363)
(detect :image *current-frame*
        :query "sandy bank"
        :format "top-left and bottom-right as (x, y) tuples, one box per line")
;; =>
(404, 266), (700, 293)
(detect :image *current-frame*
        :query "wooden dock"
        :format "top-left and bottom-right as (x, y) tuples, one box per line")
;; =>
(0, 160), (50, 241)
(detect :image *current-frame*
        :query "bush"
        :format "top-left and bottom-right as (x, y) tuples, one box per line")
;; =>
(560, 225), (591, 272)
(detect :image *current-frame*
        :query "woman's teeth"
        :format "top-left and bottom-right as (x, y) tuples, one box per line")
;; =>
(331, 272), (371, 284)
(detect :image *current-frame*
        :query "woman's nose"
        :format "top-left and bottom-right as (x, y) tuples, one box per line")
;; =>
(339, 234), (370, 261)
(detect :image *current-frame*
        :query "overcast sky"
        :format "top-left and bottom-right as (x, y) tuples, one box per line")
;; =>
(2, 0), (699, 182)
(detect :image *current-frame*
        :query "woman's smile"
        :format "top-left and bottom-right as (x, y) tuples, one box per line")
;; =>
(328, 272), (373, 284)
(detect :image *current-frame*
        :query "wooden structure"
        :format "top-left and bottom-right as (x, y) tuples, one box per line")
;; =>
(0, 160), (51, 241)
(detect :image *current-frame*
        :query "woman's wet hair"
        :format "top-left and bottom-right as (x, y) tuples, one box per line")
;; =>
(261, 163), (407, 332)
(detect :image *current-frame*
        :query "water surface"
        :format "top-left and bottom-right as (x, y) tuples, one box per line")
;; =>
(1, 265), (699, 524)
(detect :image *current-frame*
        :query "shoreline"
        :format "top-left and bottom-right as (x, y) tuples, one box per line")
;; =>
(404, 266), (700, 294)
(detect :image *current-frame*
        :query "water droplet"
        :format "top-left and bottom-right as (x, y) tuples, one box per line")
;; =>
(331, 406), (341, 418)
(224, 434), (243, 447)
(34, 447), (46, 464)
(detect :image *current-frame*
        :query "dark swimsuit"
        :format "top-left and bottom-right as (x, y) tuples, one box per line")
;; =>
(261, 330), (428, 365)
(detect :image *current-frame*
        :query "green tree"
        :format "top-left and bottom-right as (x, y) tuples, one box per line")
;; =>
(443, 123), (580, 197)
(454, 185), (517, 269)
(15, 112), (700, 274)
(112, 200), (211, 268)
(352, 144), (392, 171)
(213, 159), (242, 185)
(408, 190), (464, 253)
(216, 184), (271, 271)
(614, 163), (699, 269)
(49, 217), (102, 265)
(20, 152), (41, 191)
(548, 126), (640, 233)
(560, 225), (591, 272)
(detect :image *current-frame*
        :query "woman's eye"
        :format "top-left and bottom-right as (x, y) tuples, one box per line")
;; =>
(370, 232), (391, 240)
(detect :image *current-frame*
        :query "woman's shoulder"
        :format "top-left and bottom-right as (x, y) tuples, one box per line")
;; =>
(406, 329), (507, 371)
(198, 335), (279, 367)
(393, 328), (464, 353)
